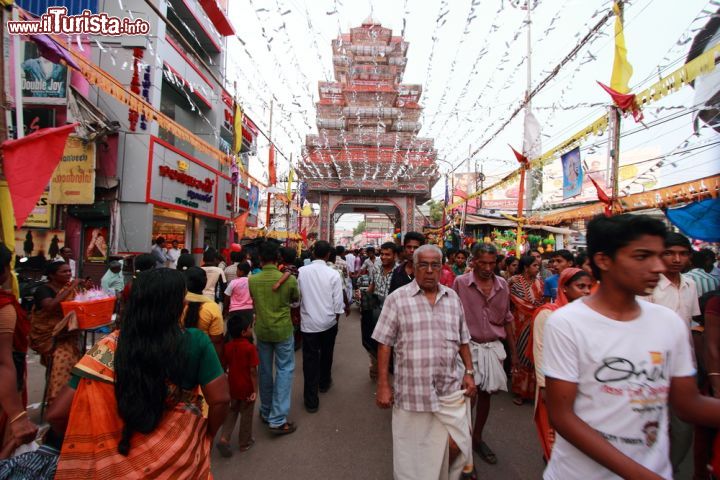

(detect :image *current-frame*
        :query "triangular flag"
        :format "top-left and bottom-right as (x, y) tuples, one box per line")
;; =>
(2, 123), (78, 226)
(234, 211), (249, 238)
(233, 103), (243, 154)
(509, 144), (528, 164)
(588, 175), (613, 216)
(268, 144), (276, 185)
(597, 82), (644, 122)
(610, 2), (633, 94)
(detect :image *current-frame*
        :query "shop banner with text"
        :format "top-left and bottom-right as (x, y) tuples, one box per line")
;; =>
(49, 136), (96, 204)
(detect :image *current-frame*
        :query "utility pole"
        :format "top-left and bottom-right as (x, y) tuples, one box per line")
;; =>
(265, 100), (273, 229)
(608, 3), (624, 211)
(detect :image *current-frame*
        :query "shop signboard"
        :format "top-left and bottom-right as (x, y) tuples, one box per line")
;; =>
(49, 136), (96, 204)
(23, 191), (52, 228)
(18, 38), (68, 104)
(147, 137), (232, 220)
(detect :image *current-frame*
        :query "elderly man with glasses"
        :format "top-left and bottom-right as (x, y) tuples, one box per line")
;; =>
(373, 244), (477, 480)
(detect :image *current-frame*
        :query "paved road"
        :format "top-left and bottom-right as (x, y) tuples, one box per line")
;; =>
(209, 308), (545, 479)
(23, 309), (545, 479)
(23, 307), (698, 479)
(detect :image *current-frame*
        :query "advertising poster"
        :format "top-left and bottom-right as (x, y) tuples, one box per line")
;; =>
(49, 136), (96, 204)
(249, 185), (260, 217)
(561, 147), (583, 200)
(84, 226), (108, 262)
(14, 229), (65, 258)
(22, 191), (52, 228)
(20, 39), (68, 104)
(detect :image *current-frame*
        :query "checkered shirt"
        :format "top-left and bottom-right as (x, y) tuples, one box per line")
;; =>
(372, 280), (470, 412)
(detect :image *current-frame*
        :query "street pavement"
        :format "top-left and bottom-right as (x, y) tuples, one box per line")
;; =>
(22, 308), (544, 479)
(209, 307), (546, 479)
(22, 306), (698, 479)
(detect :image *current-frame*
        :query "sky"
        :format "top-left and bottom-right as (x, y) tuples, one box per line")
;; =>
(226, 0), (719, 230)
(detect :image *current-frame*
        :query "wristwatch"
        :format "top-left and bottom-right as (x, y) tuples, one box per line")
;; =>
(464, 369), (475, 376)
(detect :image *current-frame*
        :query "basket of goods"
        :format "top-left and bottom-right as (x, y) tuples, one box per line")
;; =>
(61, 289), (116, 330)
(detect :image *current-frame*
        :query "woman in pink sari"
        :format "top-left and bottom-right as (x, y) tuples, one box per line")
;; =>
(508, 255), (544, 405)
(530, 268), (593, 460)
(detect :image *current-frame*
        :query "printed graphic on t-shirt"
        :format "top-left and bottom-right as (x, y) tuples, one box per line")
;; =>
(593, 350), (669, 447)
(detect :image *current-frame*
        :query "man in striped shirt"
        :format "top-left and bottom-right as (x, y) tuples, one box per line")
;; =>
(686, 248), (720, 296)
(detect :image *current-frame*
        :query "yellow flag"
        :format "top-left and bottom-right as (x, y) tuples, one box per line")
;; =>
(233, 103), (243, 154)
(287, 168), (293, 201)
(610, 2), (633, 94)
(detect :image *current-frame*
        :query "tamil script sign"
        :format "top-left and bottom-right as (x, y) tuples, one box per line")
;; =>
(49, 136), (96, 204)
(147, 136), (233, 220)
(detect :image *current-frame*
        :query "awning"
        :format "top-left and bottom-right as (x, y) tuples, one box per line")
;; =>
(665, 198), (720, 242)
(198, 0), (236, 36)
(459, 214), (516, 228)
(525, 225), (576, 235)
(67, 86), (119, 141)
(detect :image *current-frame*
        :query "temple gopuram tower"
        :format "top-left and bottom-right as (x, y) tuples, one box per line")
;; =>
(297, 19), (439, 242)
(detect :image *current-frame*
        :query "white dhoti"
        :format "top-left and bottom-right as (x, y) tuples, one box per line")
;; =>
(462, 340), (508, 393)
(392, 391), (473, 480)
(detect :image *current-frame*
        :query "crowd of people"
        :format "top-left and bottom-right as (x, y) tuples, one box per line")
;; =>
(0, 212), (719, 478)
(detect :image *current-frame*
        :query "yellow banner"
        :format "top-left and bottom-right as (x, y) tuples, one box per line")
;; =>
(447, 43), (720, 212)
(49, 136), (95, 204)
(23, 190), (52, 228)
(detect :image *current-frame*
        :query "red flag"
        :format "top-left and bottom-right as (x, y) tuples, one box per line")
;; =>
(234, 211), (249, 238)
(453, 188), (468, 200)
(2, 123), (78, 226)
(597, 81), (644, 122)
(268, 144), (277, 185)
(508, 144), (528, 164)
(588, 175), (613, 216)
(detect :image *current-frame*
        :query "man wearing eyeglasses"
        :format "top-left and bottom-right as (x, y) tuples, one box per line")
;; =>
(388, 231), (425, 295)
(373, 244), (477, 480)
(452, 243), (518, 466)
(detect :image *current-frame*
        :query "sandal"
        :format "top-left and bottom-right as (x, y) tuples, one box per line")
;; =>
(216, 442), (232, 458)
(512, 396), (524, 406)
(461, 468), (478, 479)
(475, 441), (497, 465)
(268, 421), (297, 435)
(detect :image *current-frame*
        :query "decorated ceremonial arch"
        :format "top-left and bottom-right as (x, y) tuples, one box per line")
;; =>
(296, 20), (439, 241)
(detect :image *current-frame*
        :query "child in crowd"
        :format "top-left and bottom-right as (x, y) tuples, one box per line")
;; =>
(216, 313), (259, 458)
(223, 262), (253, 316)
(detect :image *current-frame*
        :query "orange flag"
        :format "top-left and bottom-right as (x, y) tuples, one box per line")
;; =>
(234, 211), (249, 238)
(2, 123), (78, 226)
(268, 144), (277, 185)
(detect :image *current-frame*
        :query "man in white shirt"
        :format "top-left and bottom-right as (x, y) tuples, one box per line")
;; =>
(643, 231), (700, 475)
(543, 214), (720, 480)
(298, 240), (345, 413)
(165, 239), (181, 269)
(55, 246), (76, 278)
(645, 232), (700, 326)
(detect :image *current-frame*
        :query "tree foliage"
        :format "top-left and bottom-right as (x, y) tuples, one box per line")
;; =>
(353, 220), (367, 236)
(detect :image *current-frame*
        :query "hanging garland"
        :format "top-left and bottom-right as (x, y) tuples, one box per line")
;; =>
(128, 47), (144, 132)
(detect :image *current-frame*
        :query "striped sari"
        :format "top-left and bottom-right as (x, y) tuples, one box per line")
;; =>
(509, 274), (544, 400)
(54, 331), (213, 480)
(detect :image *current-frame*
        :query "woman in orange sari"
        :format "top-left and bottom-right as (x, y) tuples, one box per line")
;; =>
(48, 268), (230, 479)
(29, 261), (81, 408)
(530, 268), (592, 461)
(508, 255), (544, 405)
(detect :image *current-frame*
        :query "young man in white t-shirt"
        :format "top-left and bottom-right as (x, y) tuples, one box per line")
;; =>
(543, 214), (720, 480)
